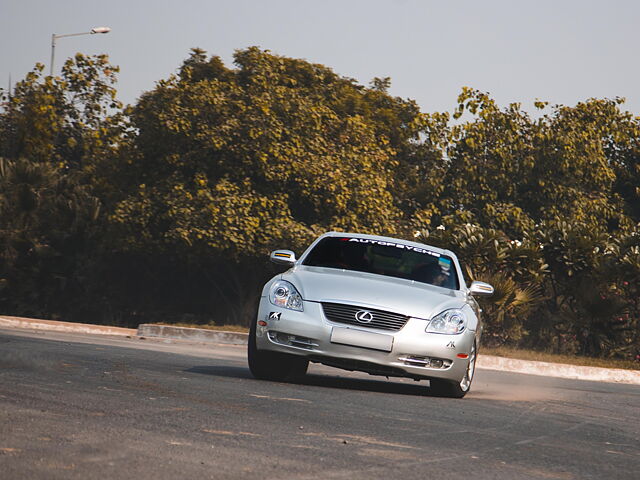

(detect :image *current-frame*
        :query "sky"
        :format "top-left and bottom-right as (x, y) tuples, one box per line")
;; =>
(1, 0), (639, 116)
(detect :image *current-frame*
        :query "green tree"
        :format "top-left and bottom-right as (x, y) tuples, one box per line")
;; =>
(441, 89), (541, 237)
(3, 47), (639, 355)
(105, 48), (410, 324)
(0, 157), (101, 318)
(0, 54), (126, 323)
(0, 54), (123, 170)
(422, 222), (546, 346)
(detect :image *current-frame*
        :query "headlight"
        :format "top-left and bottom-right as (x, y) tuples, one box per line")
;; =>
(426, 309), (467, 334)
(269, 280), (304, 311)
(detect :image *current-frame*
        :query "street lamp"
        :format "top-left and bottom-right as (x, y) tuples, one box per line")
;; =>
(50, 27), (111, 76)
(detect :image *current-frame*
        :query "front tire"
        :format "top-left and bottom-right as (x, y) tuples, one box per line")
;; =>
(430, 340), (477, 398)
(247, 313), (308, 381)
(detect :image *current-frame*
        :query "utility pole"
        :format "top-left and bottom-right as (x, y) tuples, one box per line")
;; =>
(50, 27), (111, 76)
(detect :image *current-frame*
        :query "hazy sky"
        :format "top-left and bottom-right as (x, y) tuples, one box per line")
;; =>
(2, 0), (639, 116)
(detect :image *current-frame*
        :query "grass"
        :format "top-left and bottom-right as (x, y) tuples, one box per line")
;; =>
(151, 322), (640, 371)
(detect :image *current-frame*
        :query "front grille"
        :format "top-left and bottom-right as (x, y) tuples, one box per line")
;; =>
(321, 302), (409, 331)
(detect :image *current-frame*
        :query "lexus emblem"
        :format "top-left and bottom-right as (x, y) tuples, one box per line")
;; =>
(355, 310), (374, 324)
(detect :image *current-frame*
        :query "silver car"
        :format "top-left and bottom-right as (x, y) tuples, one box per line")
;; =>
(248, 232), (494, 398)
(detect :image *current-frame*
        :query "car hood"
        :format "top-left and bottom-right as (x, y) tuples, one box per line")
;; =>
(282, 266), (465, 320)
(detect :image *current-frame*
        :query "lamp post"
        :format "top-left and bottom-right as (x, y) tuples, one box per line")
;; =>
(50, 27), (111, 76)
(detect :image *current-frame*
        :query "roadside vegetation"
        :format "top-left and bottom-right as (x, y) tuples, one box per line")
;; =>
(1, 48), (639, 364)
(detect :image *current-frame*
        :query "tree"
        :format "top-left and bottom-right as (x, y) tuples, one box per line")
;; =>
(104, 48), (409, 324)
(0, 54), (123, 171)
(2, 47), (639, 355)
(425, 89), (640, 356)
(0, 54), (126, 323)
(422, 223), (546, 346)
(0, 157), (101, 319)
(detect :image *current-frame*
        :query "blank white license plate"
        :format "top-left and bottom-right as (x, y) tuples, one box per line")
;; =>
(330, 327), (393, 352)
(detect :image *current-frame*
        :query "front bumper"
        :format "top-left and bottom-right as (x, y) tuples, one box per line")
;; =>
(255, 297), (477, 382)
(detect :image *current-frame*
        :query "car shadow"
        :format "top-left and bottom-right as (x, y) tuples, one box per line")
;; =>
(299, 373), (441, 397)
(187, 365), (254, 379)
(186, 365), (443, 397)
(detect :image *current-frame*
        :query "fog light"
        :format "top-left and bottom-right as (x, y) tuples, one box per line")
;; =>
(267, 331), (319, 350)
(399, 355), (452, 369)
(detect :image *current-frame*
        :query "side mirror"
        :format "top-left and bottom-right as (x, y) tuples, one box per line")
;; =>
(469, 281), (494, 296)
(270, 250), (297, 266)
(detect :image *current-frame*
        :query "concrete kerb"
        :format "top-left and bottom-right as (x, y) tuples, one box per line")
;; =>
(0, 316), (137, 336)
(2, 316), (639, 385)
(476, 355), (640, 385)
(136, 324), (248, 345)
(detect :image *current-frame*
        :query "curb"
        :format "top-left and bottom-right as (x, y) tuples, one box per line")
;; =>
(2, 316), (639, 385)
(476, 355), (640, 385)
(0, 316), (137, 337)
(136, 324), (248, 345)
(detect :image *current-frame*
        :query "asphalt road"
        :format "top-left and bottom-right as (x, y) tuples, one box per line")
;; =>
(0, 328), (639, 480)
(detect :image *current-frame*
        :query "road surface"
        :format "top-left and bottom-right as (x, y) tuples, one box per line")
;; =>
(0, 328), (638, 479)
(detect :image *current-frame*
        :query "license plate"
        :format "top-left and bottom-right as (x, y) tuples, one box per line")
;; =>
(330, 327), (393, 352)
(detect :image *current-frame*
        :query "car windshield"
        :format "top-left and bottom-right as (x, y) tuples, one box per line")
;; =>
(302, 237), (459, 289)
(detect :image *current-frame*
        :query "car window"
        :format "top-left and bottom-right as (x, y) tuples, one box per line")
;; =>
(302, 237), (459, 290)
